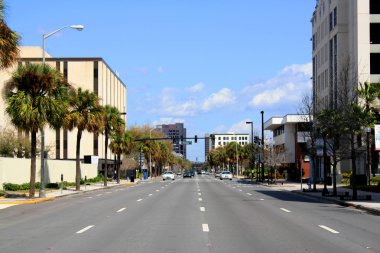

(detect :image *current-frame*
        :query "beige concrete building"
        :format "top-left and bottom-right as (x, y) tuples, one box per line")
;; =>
(0, 46), (127, 162)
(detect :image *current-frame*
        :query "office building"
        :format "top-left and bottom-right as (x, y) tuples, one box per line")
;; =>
(0, 46), (127, 163)
(156, 123), (187, 159)
(205, 133), (250, 161)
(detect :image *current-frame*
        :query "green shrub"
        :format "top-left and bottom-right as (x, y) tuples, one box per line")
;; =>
(341, 172), (352, 185)
(3, 183), (20, 191)
(370, 176), (380, 184)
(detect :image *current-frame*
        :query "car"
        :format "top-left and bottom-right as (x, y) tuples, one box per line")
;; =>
(215, 171), (221, 178)
(176, 172), (182, 176)
(162, 171), (175, 180)
(183, 171), (192, 178)
(220, 171), (233, 180)
(190, 171), (195, 177)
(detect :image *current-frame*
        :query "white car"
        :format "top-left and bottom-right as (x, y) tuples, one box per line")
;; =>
(220, 171), (233, 180)
(162, 171), (175, 181)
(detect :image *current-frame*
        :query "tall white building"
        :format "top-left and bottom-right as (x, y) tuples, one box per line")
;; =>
(205, 133), (250, 160)
(312, 0), (379, 112)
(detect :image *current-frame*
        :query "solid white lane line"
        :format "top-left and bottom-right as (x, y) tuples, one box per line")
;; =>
(76, 225), (94, 234)
(117, 208), (126, 213)
(200, 207), (205, 212)
(137, 199), (143, 202)
(198, 198), (203, 201)
(318, 225), (339, 234)
(280, 208), (291, 213)
(202, 224), (209, 232)
(246, 193), (252, 196)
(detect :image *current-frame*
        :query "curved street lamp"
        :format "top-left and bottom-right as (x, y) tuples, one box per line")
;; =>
(39, 25), (84, 198)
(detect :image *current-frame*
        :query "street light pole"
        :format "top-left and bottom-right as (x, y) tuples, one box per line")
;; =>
(39, 25), (84, 198)
(246, 122), (254, 180)
(261, 111), (265, 183)
(366, 127), (371, 186)
(149, 128), (154, 179)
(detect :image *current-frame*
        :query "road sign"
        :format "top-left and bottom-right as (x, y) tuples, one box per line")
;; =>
(181, 141), (192, 145)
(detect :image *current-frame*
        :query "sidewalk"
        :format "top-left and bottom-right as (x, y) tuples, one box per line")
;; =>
(259, 180), (380, 215)
(0, 179), (148, 206)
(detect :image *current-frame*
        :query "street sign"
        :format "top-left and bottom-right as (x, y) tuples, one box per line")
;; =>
(181, 141), (192, 145)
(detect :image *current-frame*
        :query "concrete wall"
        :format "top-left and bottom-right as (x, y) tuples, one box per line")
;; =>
(0, 157), (98, 190)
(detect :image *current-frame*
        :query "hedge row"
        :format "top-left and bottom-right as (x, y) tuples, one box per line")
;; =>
(3, 175), (104, 191)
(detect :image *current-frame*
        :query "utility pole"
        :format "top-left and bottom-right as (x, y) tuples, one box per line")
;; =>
(261, 111), (265, 183)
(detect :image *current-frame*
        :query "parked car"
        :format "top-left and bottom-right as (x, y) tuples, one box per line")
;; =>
(162, 171), (175, 180)
(190, 171), (195, 177)
(220, 171), (233, 180)
(215, 171), (221, 178)
(183, 171), (192, 178)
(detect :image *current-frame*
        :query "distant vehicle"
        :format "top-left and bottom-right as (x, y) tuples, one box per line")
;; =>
(201, 170), (206, 174)
(205, 171), (210, 175)
(162, 171), (175, 180)
(190, 171), (195, 177)
(183, 171), (192, 178)
(215, 171), (221, 178)
(176, 172), (182, 176)
(220, 171), (233, 180)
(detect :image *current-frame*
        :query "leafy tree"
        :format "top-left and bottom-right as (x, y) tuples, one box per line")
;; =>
(0, 0), (20, 69)
(64, 88), (103, 191)
(4, 63), (70, 197)
(109, 130), (134, 183)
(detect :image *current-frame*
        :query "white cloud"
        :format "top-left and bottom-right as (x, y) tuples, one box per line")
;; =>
(149, 88), (198, 117)
(228, 119), (254, 134)
(157, 66), (165, 74)
(202, 88), (236, 112)
(245, 62), (312, 108)
(189, 82), (204, 93)
(152, 118), (185, 126)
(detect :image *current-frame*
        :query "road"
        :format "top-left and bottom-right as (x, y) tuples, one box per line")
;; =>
(0, 175), (379, 253)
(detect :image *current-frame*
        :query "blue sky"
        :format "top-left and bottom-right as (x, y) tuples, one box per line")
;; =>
(5, 0), (317, 161)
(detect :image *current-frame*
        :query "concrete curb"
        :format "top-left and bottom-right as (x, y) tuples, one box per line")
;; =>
(0, 181), (139, 205)
(0, 197), (56, 205)
(290, 189), (380, 216)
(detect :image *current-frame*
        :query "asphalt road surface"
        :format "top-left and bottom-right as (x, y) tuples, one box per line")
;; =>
(0, 175), (379, 253)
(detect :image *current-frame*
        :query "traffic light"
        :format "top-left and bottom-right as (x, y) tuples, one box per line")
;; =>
(194, 135), (198, 143)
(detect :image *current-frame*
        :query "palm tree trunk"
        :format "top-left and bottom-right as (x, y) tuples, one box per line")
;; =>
(104, 130), (108, 186)
(351, 135), (357, 200)
(29, 130), (37, 198)
(76, 129), (82, 191)
(117, 153), (121, 184)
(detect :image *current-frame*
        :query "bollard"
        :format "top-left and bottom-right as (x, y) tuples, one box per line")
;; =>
(61, 174), (63, 194)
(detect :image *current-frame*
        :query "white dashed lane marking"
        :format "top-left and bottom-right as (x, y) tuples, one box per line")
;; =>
(200, 207), (205, 212)
(318, 225), (339, 234)
(198, 198), (203, 201)
(137, 199), (143, 202)
(117, 208), (126, 213)
(280, 208), (291, 213)
(202, 224), (209, 232)
(76, 225), (94, 234)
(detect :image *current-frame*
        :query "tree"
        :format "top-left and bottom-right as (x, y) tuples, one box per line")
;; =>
(102, 105), (125, 186)
(64, 88), (103, 191)
(0, 0), (20, 69)
(4, 63), (70, 198)
(298, 93), (318, 190)
(109, 130), (134, 183)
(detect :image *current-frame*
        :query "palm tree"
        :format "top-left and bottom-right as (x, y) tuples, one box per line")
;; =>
(4, 63), (70, 198)
(64, 88), (103, 191)
(102, 105), (125, 186)
(109, 130), (134, 183)
(0, 0), (20, 69)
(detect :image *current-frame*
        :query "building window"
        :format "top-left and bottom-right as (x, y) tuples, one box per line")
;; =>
(329, 12), (333, 31)
(333, 7), (337, 27)
(55, 129), (60, 159)
(370, 23), (380, 44)
(370, 0), (380, 14)
(370, 53), (380, 74)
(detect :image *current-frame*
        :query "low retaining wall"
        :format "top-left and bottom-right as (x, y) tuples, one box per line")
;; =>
(0, 157), (98, 190)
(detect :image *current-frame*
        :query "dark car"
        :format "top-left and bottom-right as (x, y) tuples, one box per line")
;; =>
(190, 171), (195, 177)
(183, 171), (192, 178)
